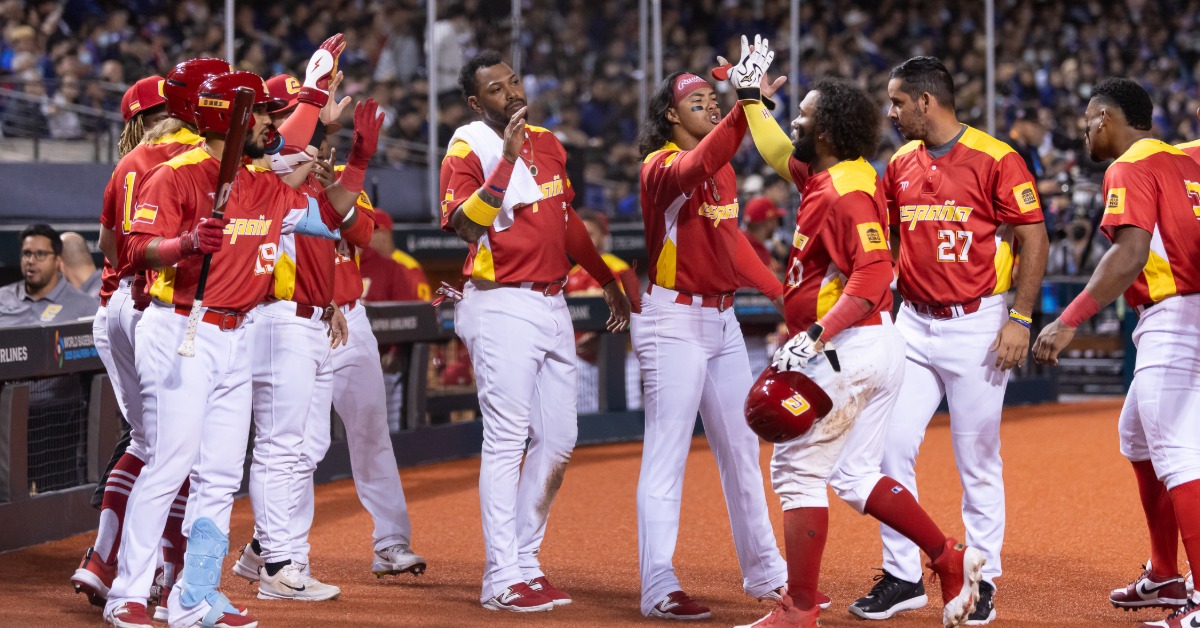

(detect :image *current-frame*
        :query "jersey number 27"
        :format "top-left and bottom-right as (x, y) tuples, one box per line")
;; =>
(937, 230), (973, 262)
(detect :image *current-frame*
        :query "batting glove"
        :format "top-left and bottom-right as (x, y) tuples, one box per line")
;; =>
(773, 330), (820, 372)
(729, 34), (774, 101)
(299, 33), (346, 108)
(184, 216), (226, 255)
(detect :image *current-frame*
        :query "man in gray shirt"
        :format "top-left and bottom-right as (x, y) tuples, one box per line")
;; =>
(60, 232), (103, 300)
(0, 224), (98, 327)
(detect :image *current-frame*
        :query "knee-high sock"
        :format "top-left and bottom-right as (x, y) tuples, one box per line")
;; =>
(1168, 479), (1200, 584)
(865, 477), (947, 562)
(96, 453), (145, 564)
(1132, 461), (1180, 577)
(784, 507), (828, 611)
(161, 478), (190, 584)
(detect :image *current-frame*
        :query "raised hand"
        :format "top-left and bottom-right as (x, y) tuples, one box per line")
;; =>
(502, 105), (528, 164)
(299, 33), (346, 107)
(348, 99), (384, 164)
(320, 70), (351, 128)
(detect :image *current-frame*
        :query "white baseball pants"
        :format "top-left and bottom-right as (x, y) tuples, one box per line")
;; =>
(97, 278), (147, 461)
(771, 315), (904, 513)
(1118, 293), (1200, 490)
(631, 287), (787, 615)
(880, 294), (1009, 585)
(105, 302), (252, 616)
(248, 299), (331, 563)
(454, 283), (578, 603)
(288, 303), (416, 562)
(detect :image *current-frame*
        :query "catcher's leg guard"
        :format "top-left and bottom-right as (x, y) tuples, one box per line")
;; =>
(172, 517), (240, 628)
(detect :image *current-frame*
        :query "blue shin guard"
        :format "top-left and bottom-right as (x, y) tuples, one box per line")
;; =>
(178, 517), (239, 628)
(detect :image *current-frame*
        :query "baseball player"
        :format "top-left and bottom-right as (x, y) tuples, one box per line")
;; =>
(1033, 78), (1200, 628)
(74, 60), (229, 613)
(632, 37), (788, 620)
(102, 68), (342, 628)
(854, 56), (1048, 625)
(232, 145), (429, 586)
(441, 50), (630, 612)
(563, 209), (642, 414)
(731, 58), (985, 628)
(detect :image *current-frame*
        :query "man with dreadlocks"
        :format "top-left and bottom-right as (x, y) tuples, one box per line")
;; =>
(631, 36), (788, 621)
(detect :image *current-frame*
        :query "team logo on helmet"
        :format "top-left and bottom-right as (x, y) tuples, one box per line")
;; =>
(781, 394), (812, 417)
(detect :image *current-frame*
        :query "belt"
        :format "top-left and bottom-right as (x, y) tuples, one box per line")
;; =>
(174, 305), (246, 331)
(295, 303), (335, 322)
(475, 278), (567, 296)
(100, 295), (109, 307)
(648, 284), (735, 312)
(906, 297), (982, 319)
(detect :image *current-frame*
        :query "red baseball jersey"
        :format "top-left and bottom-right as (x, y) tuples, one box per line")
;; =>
(270, 175), (339, 307)
(641, 105), (753, 295)
(565, 253), (633, 294)
(782, 158), (894, 333)
(439, 124), (575, 283)
(359, 247), (430, 302)
(1176, 138), (1200, 164)
(132, 146), (319, 313)
(1098, 139), (1200, 308)
(100, 127), (203, 300)
(331, 167), (378, 307)
(885, 126), (1044, 305)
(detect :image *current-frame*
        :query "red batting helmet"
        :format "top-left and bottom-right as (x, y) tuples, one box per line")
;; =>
(264, 74), (302, 114)
(193, 71), (285, 136)
(164, 58), (233, 125)
(120, 75), (167, 122)
(744, 367), (833, 443)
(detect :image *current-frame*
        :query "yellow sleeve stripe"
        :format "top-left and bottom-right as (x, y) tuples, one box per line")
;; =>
(744, 101), (795, 183)
(1176, 139), (1200, 151)
(446, 140), (473, 160)
(461, 192), (500, 227)
(1115, 138), (1186, 164)
(957, 126), (1017, 162)
(391, 250), (424, 270)
(889, 140), (923, 163)
(643, 141), (682, 164)
(829, 158), (877, 197)
(164, 147), (210, 169)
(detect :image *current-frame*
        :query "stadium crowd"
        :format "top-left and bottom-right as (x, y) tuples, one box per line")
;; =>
(4, 0), (1200, 270)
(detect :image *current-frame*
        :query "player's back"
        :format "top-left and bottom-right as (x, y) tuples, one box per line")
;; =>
(1101, 139), (1200, 306)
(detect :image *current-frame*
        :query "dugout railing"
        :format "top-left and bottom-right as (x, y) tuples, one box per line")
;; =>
(0, 293), (1062, 552)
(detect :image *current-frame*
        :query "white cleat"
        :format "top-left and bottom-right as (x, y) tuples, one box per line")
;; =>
(257, 562), (340, 601)
(231, 542), (263, 583)
(372, 544), (427, 577)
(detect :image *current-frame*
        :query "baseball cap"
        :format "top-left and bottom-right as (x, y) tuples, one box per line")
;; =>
(373, 210), (394, 231)
(576, 208), (609, 235)
(120, 76), (167, 122)
(264, 74), (302, 114)
(743, 197), (785, 224)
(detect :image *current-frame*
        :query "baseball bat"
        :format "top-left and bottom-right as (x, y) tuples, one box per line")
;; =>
(177, 87), (255, 357)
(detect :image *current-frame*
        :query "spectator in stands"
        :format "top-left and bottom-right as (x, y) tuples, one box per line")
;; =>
(740, 196), (787, 275)
(359, 211), (431, 431)
(43, 74), (83, 139)
(59, 232), (101, 299)
(1006, 107), (1046, 184)
(0, 224), (96, 326)
(429, 2), (470, 95)
(1046, 216), (1107, 277)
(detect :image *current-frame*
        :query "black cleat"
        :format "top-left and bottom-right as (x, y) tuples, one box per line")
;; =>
(966, 581), (996, 625)
(849, 569), (928, 620)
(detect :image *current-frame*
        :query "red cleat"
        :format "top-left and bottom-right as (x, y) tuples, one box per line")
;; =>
(528, 576), (571, 606)
(648, 590), (712, 620)
(71, 546), (115, 607)
(106, 602), (153, 627)
(927, 538), (985, 628)
(482, 582), (555, 613)
(737, 592), (820, 628)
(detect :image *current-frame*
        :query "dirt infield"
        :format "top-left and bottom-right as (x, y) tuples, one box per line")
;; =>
(4, 398), (1174, 627)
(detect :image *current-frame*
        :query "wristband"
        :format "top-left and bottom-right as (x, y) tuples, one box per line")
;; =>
(309, 120), (327, 150)
(735, 87), (762, 102)
(337, 163), (366, 194)
(483, 157), (515, 197)
(1008, 308), (1032, 329)
(1060, 289), (1102, 328)
(462, 192), (500, 227)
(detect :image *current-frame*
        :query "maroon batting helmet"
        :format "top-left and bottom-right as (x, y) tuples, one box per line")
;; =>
(164, 58), (233, 125)
(193, 71), (284, 136)
(744, 366), (833, 443)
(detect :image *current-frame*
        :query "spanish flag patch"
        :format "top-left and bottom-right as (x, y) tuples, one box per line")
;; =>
(132, 204), (158, 225)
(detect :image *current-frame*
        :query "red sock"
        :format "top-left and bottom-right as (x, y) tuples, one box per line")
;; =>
(97, 453), (145, 564)
(783, 507), (828, 611)
(1132, 460), (1180, 577)
(1168, 479), (1200, 581)
(161, 478), (190, 584)
(864, 477), (947, 561)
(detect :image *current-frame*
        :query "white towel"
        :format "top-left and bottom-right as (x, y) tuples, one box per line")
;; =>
(447, 121), (542, 232)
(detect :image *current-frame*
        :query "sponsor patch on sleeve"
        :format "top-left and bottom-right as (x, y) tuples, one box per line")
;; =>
(1105, 187), (1126, 214)
(1012, 181), (1040, 213)
(132, 203), (158, 225)
(856, 222), (888, 252)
